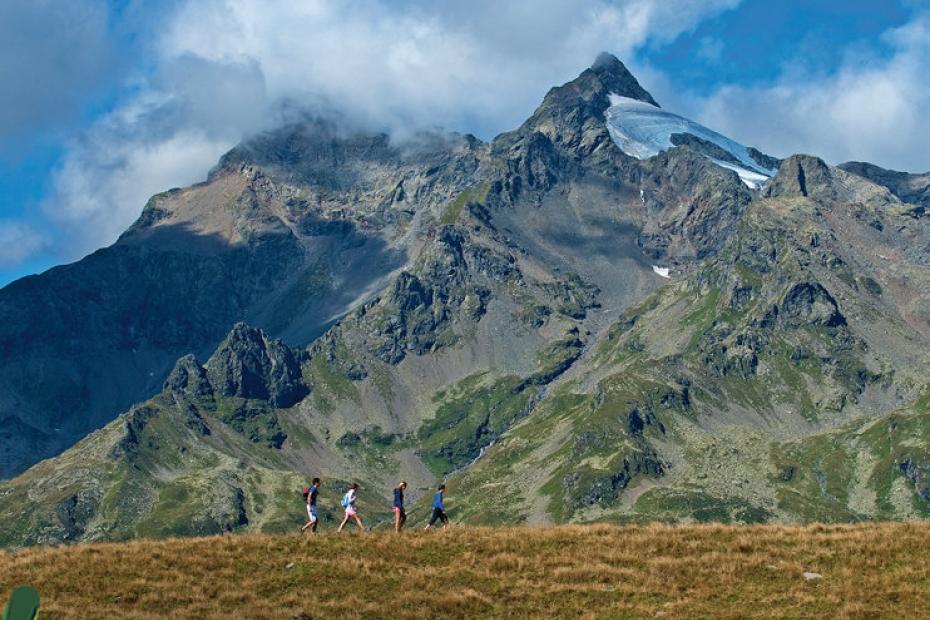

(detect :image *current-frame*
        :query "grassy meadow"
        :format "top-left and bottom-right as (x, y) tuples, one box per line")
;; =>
(1, 522), (929, 618)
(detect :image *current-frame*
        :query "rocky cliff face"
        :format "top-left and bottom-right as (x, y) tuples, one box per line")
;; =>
(2, 54), (930, 545)
(203, 323), (308, 408)
(0, 121), (485, 477)
(840, 161), (930, 209)
(447, 159), (930, 524)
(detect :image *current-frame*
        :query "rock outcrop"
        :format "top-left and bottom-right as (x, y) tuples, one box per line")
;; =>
(764, 154), (837, 200)
(205, 323), (308, 408)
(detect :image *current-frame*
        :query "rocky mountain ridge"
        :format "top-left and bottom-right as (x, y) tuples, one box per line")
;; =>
(2, 54), (930, 545)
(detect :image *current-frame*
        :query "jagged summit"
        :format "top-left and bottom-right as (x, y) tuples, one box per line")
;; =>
(591, 51), (621, 70)
(494, 52), (657, 158)
(536, 52), (658, 115)
(589, 52), (659, 107)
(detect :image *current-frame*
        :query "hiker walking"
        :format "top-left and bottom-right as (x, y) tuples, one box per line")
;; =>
(392, 481), (407, 532)
(301, 477), (320, 533)
(424, 484), (449, 530)
(337, 483), (366, 532)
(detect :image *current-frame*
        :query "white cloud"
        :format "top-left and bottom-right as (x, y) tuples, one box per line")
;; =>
(155, 0), (746, 128)
(47, 131), (233, 244)
(680, 12), (930, 172)
(0, 221), (46, 267)
(35, 0), (740, 267)
(13, 1), (930, 279)
(158, 0), (740, 135)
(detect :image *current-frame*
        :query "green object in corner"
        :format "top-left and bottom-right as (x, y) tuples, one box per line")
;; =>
(2, 587), (40, 620)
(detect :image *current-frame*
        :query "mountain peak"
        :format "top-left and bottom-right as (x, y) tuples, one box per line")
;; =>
(495, 52), (658, 157)
(536, 52), (659, 120)
(531, 52), (658, 123)
(591, 51), (625, 73)
(592, 51), (621, 69)
(585, 52), (658, 108)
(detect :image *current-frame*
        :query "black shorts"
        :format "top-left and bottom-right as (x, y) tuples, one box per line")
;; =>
(429, 508), (448, 525)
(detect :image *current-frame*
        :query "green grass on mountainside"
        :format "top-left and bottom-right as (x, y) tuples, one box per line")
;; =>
(772, 390), (930, 522)
(418, 374), (533, 476)
(438, 183), (490, 226)
(2, 523), (930, 619)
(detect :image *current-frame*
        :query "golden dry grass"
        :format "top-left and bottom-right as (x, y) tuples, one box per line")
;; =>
(2, 522), (930, 619)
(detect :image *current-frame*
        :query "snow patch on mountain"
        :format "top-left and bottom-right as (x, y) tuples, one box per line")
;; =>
(711, 159), (771, 188)
(605, 94), (775, 189)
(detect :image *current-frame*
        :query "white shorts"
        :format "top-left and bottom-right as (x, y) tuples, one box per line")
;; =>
(307, 505), (318, 521)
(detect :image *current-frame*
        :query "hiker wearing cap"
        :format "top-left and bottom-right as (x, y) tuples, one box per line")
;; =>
(393, 481), (407, 532)
(301, 477), (320, 533)
(337, 483), (366, 532)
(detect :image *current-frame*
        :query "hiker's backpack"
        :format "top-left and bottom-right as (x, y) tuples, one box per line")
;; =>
(341, 491), (351, 508)
(302, 486), (311, 501)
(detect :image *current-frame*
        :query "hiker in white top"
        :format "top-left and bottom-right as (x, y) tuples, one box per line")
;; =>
(337, 482), (366, 532)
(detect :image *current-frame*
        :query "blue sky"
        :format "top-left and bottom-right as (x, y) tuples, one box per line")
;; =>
(653, 1), (912, 88)
(1, 0), (928, 286)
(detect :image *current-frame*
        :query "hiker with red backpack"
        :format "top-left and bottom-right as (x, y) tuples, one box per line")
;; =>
(301, 477), (321, 533)
(337, 483), (366, 532)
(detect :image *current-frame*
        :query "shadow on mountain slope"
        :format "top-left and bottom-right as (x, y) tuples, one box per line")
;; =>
(0, 215), (405, 477)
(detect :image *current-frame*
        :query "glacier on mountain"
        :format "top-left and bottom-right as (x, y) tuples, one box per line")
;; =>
(605, 94), (775, 189)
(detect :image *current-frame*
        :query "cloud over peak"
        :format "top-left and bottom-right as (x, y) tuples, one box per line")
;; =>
(5, 0), (930, 283)
(36, 0), (739, 269)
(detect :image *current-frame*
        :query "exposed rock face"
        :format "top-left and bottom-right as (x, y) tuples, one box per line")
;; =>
(840, 161), (930, 208)
(109, 404), (159, 460)
(524, 52), (658, 141)
(492, 52), (657, 174)
(0, 224), (303, 476)
(165, 355), (213, 398)
(640, 146), (753, 259)
(567, 450), (666, 509)
(747, 147), (781, 171)
(159, 325), (304, 447)
(0, 120), (485, 477)
(205, 323), (307, 408)
(369, 227), (493, 364)
(780, 282), (846, 328)
(765, 155), (901, 206)
(670, 132), (743, 165)
(765, 154), (837, 200)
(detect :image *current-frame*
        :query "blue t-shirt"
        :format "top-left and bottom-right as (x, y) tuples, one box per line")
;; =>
(433, 491), (444, 511)
(308, 485), (318, 507)
(393, 487), (404, 509)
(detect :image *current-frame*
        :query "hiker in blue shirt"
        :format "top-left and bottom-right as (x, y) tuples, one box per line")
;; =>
(393, 481), (407, 532)
(424, 483), (449, 529)
(301, 477), (320, 533)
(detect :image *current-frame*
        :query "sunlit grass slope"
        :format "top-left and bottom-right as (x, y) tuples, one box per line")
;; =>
(2, 523), (930, 618)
